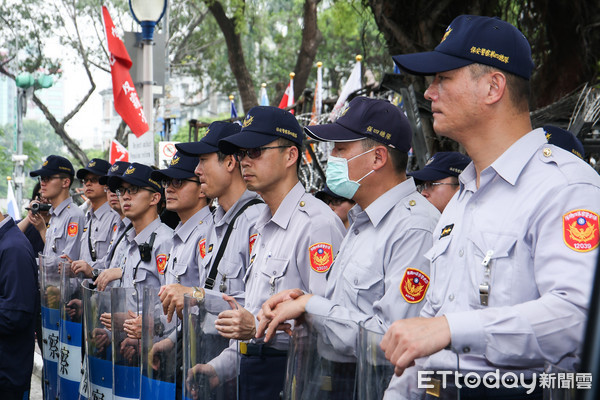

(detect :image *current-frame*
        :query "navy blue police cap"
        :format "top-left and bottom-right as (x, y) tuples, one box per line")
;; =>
(99, 161), (131, 185)
(30, 155), (75, 177)
(409, 152), (471, 183)
(151, 152), (198, 181)
(392, 15), (534, 80)
(544, 125), (585, 159)
(76, 158), (112, 179)
(176, 121), (242, 156)
(218, 106), (304, 155)
(107, 163), (161, 193)
(305, 97), (413, 152)
(315, 185), (349, 202)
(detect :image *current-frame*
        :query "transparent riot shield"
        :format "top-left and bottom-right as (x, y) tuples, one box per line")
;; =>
(58, 260), (84, 400)
(182, 293), (238, 400)
(82, 281), (113, 400)
(140, 286), (178, 399)
(357, 322), (395, 400)
(283, 313), (359, 400)
(112, 286), (141, 400)
(543, 362), (577, 400)
(39, 253), (61, 400)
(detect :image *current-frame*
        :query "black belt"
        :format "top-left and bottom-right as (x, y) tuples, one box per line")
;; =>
(239, 342), (287, 357)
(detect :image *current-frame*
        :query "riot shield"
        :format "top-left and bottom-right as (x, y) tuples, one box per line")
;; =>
(111, 286), (141, 400)
(357, 322), (395, 400)
(40, 253), (61, 400)
(82, 282), (113, 400)
(58, 260), (84, 400)
(140, 286), (178, 399)
(182, 293), (238, 400)
(283, 313), (359, 400)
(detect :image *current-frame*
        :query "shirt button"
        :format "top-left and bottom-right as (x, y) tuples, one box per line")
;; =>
(354, 279), (358, 285)
(353, 229), (359, 235)
(459, 249), (464, 257)
(463, 346), (470, 353)
(448, 294), (455, 301)
(272, 271), (277, 275)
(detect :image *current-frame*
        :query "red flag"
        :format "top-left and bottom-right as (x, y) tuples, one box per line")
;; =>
(102, 6), (149, 137)
(109, 139), (129, 164)
(278, 73), (295, 114)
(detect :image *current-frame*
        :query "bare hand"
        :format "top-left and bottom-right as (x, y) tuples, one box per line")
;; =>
(100, 312), (112, 331)
(66, 299), (82, 320)
(257, 294), (311, 342)
(71, 260), (93, 278)
(257, 288), (304, 323)
(92, 328), (110, 353)
(148, 338), (175, 371)
(158, 284), (194, 323)
(187, 363), (220, 396)
(120, 337), (140, 364)
(123, 311), (142, 339)
(214, 294), (256, 340)
(95, 268), (122, 292)
(380, 316), (451, 376)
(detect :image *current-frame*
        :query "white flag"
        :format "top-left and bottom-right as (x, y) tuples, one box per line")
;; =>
(6, 180), (19, 220)
(329, 58), (362, 121)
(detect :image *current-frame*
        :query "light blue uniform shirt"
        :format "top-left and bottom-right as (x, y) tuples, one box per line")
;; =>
(43, 197), (85, 263)
(80, 201), (121, 266)
(386, 128), (600, 398)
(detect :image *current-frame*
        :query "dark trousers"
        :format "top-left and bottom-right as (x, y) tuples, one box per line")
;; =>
(239, 353), (287, 400)
(0, 389), (27, 400)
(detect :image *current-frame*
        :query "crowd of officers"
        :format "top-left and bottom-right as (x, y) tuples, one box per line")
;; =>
(3, 13), (600, 400)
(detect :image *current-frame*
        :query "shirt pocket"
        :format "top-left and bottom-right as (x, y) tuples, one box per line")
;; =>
(342, 262), (383, 313)
(467, 231), (518, 307)
(425, 236), (453, 308)
(260, 257), (289, 293)
(217, 257), (244, 293)
(168, 261), (188, 283)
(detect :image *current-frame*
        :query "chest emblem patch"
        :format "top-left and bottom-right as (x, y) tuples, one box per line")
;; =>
(198, 239), (207, 259)
(400, 268), (430, 303)
(249, 233), (258, 255)
(563, 209), (599, 252)
(156, 254), (167, 275)
(67, 223), (78, 237)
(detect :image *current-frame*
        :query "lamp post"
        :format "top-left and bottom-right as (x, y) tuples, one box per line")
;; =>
(129, 0), (167, 161)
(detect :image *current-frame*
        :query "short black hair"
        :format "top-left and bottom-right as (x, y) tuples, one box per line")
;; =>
(361, 138), (408, 175)
(277, 137), (304, 177)
(469, 63), (530, 112)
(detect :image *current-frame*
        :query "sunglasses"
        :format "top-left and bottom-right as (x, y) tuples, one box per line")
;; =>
(161, 178), (200, 189)
(233, 145), (291, 162)
(80, 177), (100, 185)
(38, 175), (64, 183)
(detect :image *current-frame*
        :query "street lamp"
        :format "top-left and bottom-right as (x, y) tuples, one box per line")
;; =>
(129, 0), (167, 151)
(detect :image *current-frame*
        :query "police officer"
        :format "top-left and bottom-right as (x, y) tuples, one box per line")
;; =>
(99, 163), (173, 337)
(93, 161), (133, 290)
(382, 15), (600, 399)
(206, 106), (345, 399)
(409, 152), (471, 212)
(66, 159), (120, 278)
(257, 97), (440, 396)
(29, 155), (85, 264)
(314, 185), (355, 229)
(150, 152), (212, 319)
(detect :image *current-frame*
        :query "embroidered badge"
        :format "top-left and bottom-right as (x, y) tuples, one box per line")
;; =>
(67, 223), (78, 237)
(156, 254), (167, 274)
(208, 244), (213, 253)
(309, 243), (333, 273)
(249, 234), (258, 255)
(563, 209), (599, 252)
(199, 239), (206, 259)
(439, 224), (454, 239)
(113, 224), (118, 233)
(399, 268), (430, 303)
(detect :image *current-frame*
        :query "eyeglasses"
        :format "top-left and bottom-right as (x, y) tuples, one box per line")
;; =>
(115, 186), (156, 197)
(80, 177), (100, 185)
(233, 145), (292, 162)
(416, 182), (459, 193)
(161, 178), (199, 189)
(38, 175), (63, 183)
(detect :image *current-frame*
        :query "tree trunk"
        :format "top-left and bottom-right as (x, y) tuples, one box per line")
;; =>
(206, 0), (258, 114)
(292, 0), (323, 103)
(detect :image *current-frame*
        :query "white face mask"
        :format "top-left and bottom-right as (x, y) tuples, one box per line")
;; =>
(325, 148), (375, 199)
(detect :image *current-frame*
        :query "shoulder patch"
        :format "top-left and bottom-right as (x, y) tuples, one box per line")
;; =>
(113, 224), (118, 233)
(563, 209), (599, 252)
(400, 268), (430, 303)
(249, 233), (258, 255)
(309, 242), (333, 273)
(67, 222), (78, 237)
(156, 254), (167, 274)
(198, 239), (207, 259)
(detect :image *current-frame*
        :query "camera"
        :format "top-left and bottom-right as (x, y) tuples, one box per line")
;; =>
(27, 203), (52, 214)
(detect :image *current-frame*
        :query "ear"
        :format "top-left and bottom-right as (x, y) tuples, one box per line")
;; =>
(485, 71), (507, 105)
(285, 146), (299, 169)
(225, 154), (237, 173)
(62, 177), (71, 189)
(372, 146), (388, 171)
(149, 191), (161, 206)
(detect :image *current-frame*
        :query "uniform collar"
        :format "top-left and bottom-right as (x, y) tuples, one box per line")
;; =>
(214, 189), (260, 227)
(50, 197), (74, 217)
(174, 205), (212, 242)
(261, 181), (305, 230)
(87, 201), (112, 220)
(349, 178), (418, 228)
(132, 217), (162, 245)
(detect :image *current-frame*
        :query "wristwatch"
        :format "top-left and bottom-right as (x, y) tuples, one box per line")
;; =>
(192, 286), (205, 302)
(91, 268), (100, 280)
